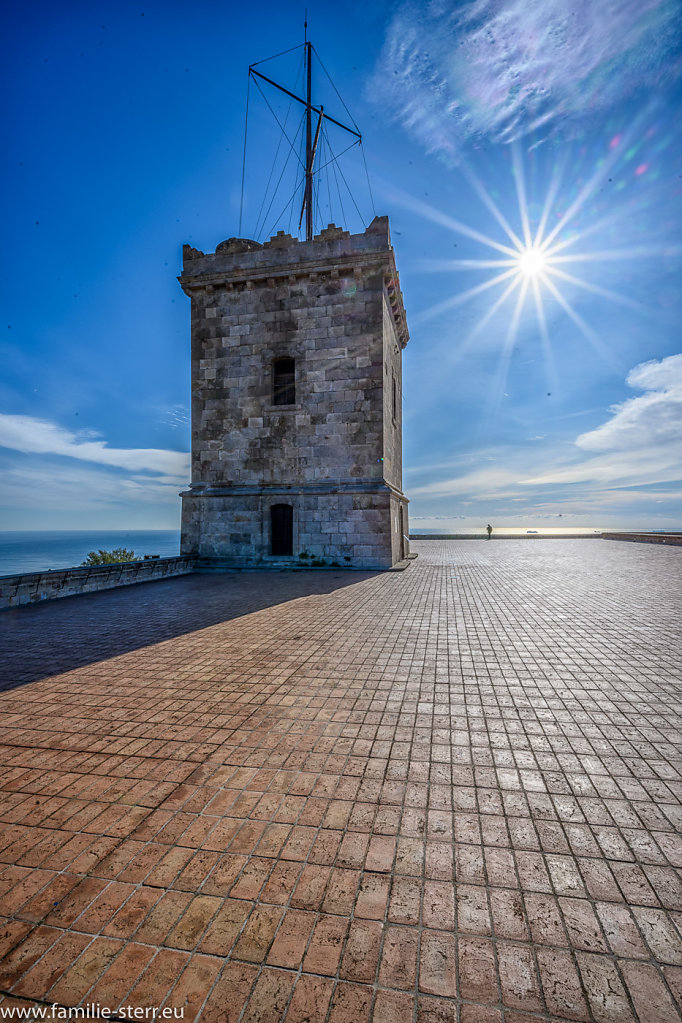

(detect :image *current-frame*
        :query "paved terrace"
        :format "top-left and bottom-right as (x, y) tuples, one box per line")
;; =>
(0, 539), (681, 1023)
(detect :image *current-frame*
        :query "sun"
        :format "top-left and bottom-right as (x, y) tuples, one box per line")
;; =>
(392, 137), (658, 414)
(517, 245), (546, 277)
(405, 139), (645, 382)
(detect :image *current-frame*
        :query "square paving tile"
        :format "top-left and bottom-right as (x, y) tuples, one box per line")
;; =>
(0, 539), (681, 1021)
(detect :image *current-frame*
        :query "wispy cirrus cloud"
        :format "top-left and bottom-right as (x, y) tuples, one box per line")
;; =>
(407, 355), (682, 512)
(0, 461), (185, 507)
(373, 0), (681, 154)
(157, 405), (190, 430)
(0, 457), (185, 530)
(0, 413), (189, 477)
(409, 463), (522, 499)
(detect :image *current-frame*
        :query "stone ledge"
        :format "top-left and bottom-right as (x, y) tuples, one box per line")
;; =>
(387, 554), (416, 571)
(194, 559), (388, 572)
(602, 531), (682, 546)
(0, 555), (198, 610)
(183, 479), (407, 498)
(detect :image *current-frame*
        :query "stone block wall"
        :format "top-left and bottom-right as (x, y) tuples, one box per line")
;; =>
(602, 532), (682, 546)
(0, 556), (197, 610)
(382, 292), (403, 494)
(179, 217), (409, 569)
(183, 487), (397, 570)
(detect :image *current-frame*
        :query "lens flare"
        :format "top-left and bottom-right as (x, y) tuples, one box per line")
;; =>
(387, 117), (682, 423)
(401, 135), (658, 363)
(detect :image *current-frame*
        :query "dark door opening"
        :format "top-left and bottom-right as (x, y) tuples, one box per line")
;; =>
(271, 504), (293, 556)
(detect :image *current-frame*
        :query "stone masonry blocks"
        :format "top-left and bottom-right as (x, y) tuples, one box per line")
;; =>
(179, 217), (409, 569)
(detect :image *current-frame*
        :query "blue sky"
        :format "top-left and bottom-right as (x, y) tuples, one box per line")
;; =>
(2, 0), (681, 531)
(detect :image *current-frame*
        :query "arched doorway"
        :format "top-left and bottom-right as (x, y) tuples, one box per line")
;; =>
(271, 504), (293, 556)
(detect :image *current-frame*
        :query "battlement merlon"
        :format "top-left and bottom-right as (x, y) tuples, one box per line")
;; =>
(178, 215), (409, 349)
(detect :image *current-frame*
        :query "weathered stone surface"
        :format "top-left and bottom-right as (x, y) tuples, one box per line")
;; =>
(0, 556), (197, 610)
(178, 217), (409, 569)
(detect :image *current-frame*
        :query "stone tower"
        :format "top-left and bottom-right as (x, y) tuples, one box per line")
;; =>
(179, 216), (409, 569)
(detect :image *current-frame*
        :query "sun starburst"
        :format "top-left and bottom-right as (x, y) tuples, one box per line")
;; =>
(517, 245), (546, 277)
(385, 122), (682, 422)
(392, 134), (670, 395)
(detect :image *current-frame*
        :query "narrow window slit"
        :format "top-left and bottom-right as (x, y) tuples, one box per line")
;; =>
(273, 357), (296, 405)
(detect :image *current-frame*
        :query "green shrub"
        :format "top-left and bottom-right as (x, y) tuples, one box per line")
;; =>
(81, 548), (137, 566)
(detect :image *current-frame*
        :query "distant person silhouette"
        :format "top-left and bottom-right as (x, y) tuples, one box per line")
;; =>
(486, 524), (493, 540)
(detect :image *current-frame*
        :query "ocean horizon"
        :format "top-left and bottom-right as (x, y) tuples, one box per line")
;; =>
(1, 526), (679, 577)
(0, 530), (181, 577)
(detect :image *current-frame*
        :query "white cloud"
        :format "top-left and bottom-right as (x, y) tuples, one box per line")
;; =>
(576, 353), (682, 452)
(521, 450), (680, 488)
(0, 458), (183, 529)
(409, 464), (521, 498)
(405, 355), (682, 532)
(0, 460), (185, 508)
(0, 413), (189, 476)
(374, 0), (680, 153)
(524, 354), (682, 485)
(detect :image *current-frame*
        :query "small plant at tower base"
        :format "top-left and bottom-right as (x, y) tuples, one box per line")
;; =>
(81, 548), (137, 566)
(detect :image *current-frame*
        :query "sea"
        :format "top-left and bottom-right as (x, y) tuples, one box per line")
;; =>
(0, 531), (181, 577)
(1, 526), (676, 577)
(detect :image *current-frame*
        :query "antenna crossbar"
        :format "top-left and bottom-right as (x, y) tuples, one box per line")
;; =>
(245, 37), (364, 242)
(248, 68), (361, 139)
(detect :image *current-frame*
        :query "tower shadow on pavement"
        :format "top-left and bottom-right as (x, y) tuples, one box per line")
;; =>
(0, 570), (377, 691)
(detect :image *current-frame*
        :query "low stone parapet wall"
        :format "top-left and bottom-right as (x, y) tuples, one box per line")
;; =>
(0, 556), (197, 610)
(602, 532), (682, 546)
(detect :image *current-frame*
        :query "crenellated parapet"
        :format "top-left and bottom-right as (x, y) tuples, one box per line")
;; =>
(179, 217), (409, 349)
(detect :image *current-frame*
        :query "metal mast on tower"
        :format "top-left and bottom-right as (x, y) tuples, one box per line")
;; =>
(247, 27), (361, 241)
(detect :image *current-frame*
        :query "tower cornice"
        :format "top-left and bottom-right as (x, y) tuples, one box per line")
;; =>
(178, 216), (409, 348)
